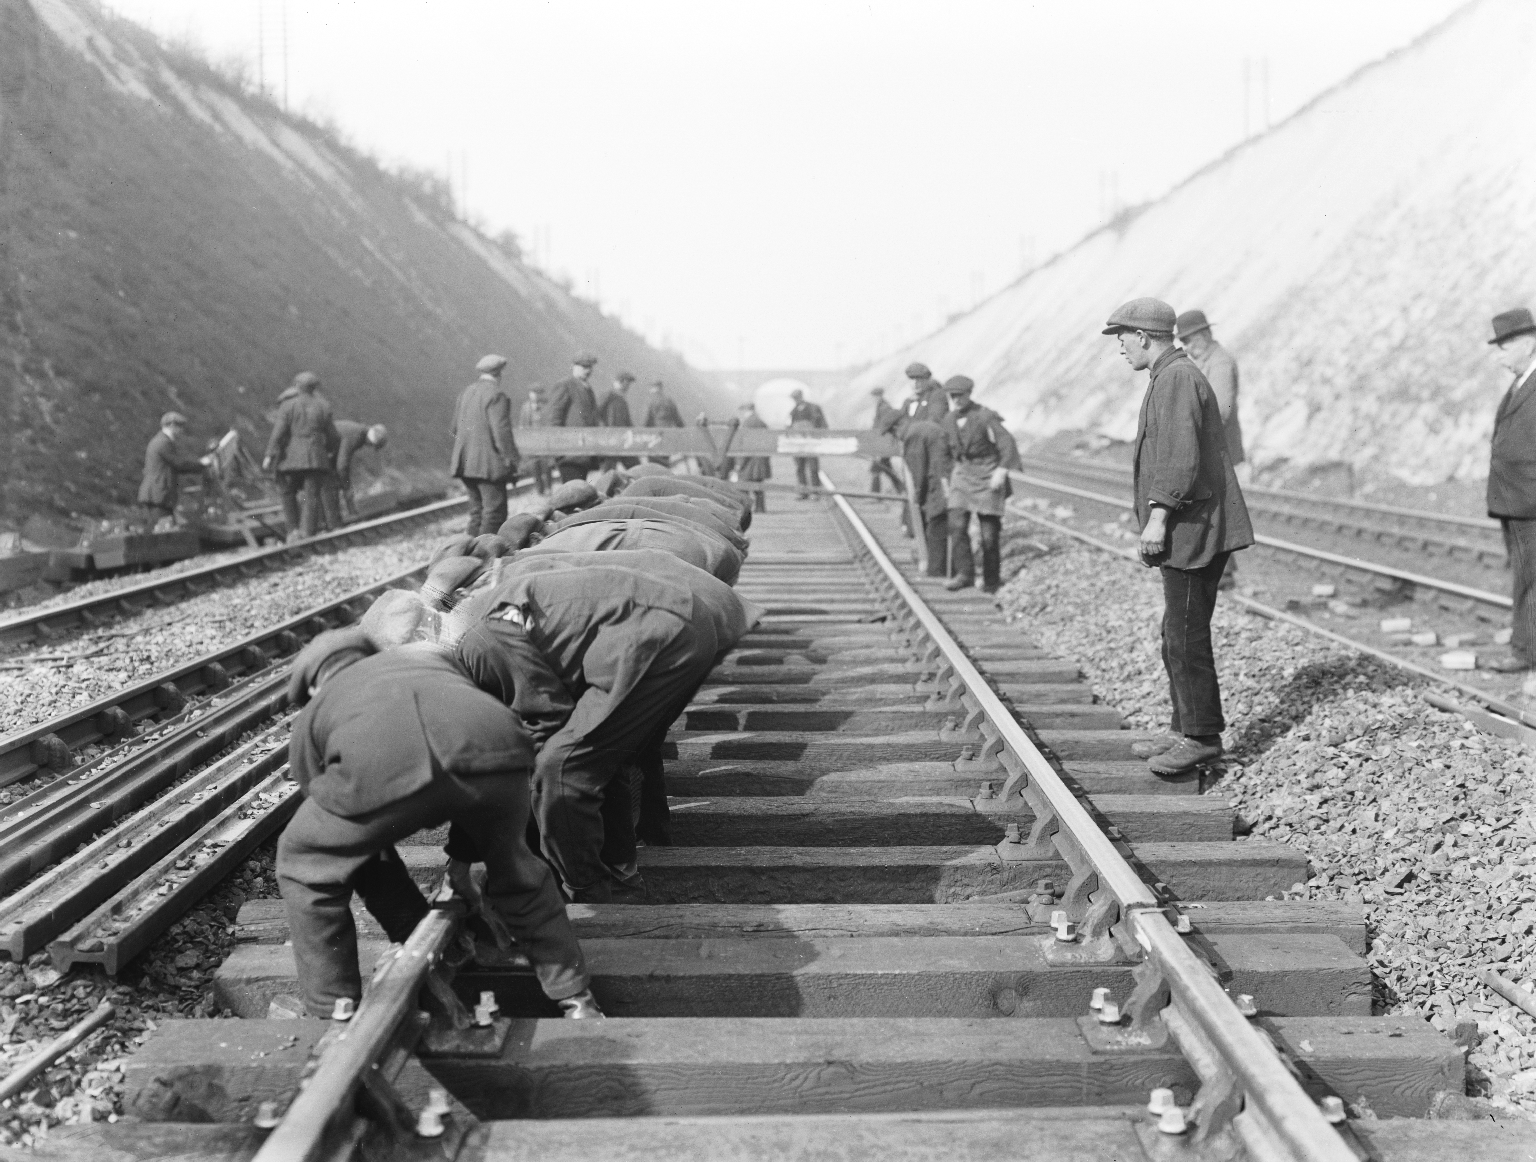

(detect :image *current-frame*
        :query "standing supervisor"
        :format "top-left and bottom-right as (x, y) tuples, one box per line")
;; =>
(276, 628), (601, 1020)
(788, 388), (828, 499)
(450, 354), (520, 536)
(1103, 298), (1253, 775)
(642, 380), (686, 467)
(729, 401), (772, 513)
(517, 386), (554, 496)
(599, 370), (640, 470)
(867, 387), (905, 495)
(902, 362), (946, 424)
(1175, 310), (1245, 479)
(137, 411), (206, 526)
(884, 409), (952, 577)
(940, 376), (1021, 593)
(325, 421), (388, 523)
(263, 372), (340, 542)
(1483, 307), (1536, 674)
(546, 353), (601, 482)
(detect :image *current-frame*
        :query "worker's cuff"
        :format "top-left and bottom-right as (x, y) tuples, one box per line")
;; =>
(1146, 487), (1187, 509)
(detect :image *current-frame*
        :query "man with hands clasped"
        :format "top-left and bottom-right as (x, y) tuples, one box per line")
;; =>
(1103, 298), (1253, 776)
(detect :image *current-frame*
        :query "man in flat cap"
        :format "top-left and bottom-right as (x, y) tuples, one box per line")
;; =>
(451, 355), (520, 536)
(598, 371), (640, 471)
(546, 354), (601, 483)
(728, 401), (772, 513)
(264, 372), (341, 541)
(642, 380), (686, 467)
(867, 387), (905, 499)
(137, 412), (207, 528)
(517, 386), (555, 496)
(323, 420), (389, 523)
(939, 377), (1020, 593)
(1483, 307), (1536, 673)
(902, 362), (946, 425)
(276, 627), (601, 1019)
(788, 388), (829, 500)
(1104, 298), (1253, 775)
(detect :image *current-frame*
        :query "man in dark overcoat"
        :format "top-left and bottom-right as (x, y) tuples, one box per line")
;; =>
(901, 362), (946, 425)
(728, 402), (772, 513)
(450, 355), (520, 536)
(445, 550), (760, 903)
(788, 388), (828, 499)
(324, 421), (388, 522)
(598, 370), (639, 470)
(263, 372), (341, 541)
(1104, 298), (1253, 775)
(546, 353), (601, 482)
(884, 409), (952, 577)
(275, 628), (599, 1019)
(1483, 307), (1536, 673)
(940, 376), (1021, 593)
(137, 411), (205, 525)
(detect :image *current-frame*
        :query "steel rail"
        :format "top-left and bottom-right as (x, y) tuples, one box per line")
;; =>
(0, 495), (464, 648)
(823, 477), (1354, 1161)
(1011, 470), (1513, 610)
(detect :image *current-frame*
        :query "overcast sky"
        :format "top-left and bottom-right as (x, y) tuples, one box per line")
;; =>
(104, 0), (1467, 369)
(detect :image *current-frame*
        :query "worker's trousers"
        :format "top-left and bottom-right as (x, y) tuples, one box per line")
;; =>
(459, 478), (509, 537)
(278, 470), (330, 538)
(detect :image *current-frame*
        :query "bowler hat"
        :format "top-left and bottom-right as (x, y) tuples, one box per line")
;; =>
(616, 371), (636, 384)
(292, 371), (321, 391)
(1102, 298), (1177, 336)
(476, 354), (508, 374)
(944, 375), (975, 395)
(160, 411), (188, 427)
(421, 556), (486, 611)
(496, 513), (544, 548)
(286, 626), (373, 707)
(1174, 310), (1212, 340)
(574, 353), (598, 368)
(549, 480), (599, 512)
(1490, 308), (1536, 346)
(905, 362), (931, 379)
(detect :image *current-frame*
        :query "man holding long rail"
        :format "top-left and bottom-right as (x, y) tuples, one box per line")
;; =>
(1103, 298), (1253, 776)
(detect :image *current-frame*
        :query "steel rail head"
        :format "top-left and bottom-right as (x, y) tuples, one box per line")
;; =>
(821, 476), (1354, 1161)
(254, 904), (459, 1162)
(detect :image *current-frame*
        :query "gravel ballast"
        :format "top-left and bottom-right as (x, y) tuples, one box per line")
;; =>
(997, 524), (1536, 1115)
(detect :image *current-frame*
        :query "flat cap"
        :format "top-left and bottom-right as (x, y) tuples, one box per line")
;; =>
(904, 362), (931, 379)
(1174, 310), (1211, 339)
(477, 354), (508, 374)
(292, 371), (321, 391)
(549, 480), (599, 512)
(590, 468), (625, 497)
(944, 375), (975, 394)
(160, 411), (188, 427)
(616, 370), (636, 384)
(366, 424), (389, 445)
(628, 462), (671, 479)
(1490, 308), (1536, 345)
(286, 626), (373, 707)
(469, 533), (511, 562)
(573, 352), (598, 368)
(428, 534), (475, 567)
(526, 497), (556, 521)
(420, 556), (486, 612)
(496, 512), (544, 549)
(360, 590), (429, 650)
(1102, 298), (1176, 336)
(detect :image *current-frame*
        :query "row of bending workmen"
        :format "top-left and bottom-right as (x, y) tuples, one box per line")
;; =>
(275, 457), (761, 1021)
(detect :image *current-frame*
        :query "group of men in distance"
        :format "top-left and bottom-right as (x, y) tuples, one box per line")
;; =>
(137, 371), (389, 541)
(277, 436), (761, 1020)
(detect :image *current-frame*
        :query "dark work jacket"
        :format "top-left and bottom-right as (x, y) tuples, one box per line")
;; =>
(1488, 363), (1536, 519)
(789, 401), (828, 429)
(729, 412), (771, 482)
(450, 375), (519, 482)
(289, 646), (534, 819)
(1133, 347), (1254, 570)
(333, 421), (372, 485)
(547, 375), (599, 427)
(527, 518), (743, 584)
(872, 399), (901, 437)
(562, 498), (749, 554)
(621, 475), (751, 527)
(901, 419), (953, 518)
(454, 550), (758, 745)
(598, 392), (633, 427)
(903, 381), (946, 425)
(941, 403), (1023, 471)
(265, 391), (339, 472)
(138, 430), (203, 508)
(643, 395), (685, 427)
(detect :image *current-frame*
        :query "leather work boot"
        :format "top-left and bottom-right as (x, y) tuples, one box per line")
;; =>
(1130, 733), (1181, 759)
(559, 990), (606, 1019)
(1147, 736), (1223, 775)
(944, 576), (974, 591)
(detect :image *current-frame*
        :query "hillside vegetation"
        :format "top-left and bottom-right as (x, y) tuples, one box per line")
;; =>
(850, 0), (1536, 495)
(0, 0), (721, 524)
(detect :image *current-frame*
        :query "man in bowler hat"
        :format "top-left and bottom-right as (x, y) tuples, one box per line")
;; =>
(1105, 298), (1253, 775)
(1483, 308), (1536, 673)
(450, 355), (520, 536)
(263, 372), (340, 541)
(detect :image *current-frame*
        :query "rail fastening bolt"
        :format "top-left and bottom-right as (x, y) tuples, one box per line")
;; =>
(1175, 914), (1192, 934)
(254, 1100), (281, 1129)
(1147, 1088), (1176, 1116)
(1235, 994), (1258, 1018)
(1157, 1107), (1188, 1135)
(1096, 1000), (1122, 1025)
(331, 997), (356, 1022)
(1089, 987), (1110, 1012)
(1320, 1096), (1346, 1124)
(416, 1088), (452, 1138)
(1050, 911), (1076, 943)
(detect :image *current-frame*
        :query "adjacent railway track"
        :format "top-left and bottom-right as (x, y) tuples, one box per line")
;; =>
(50, 475), (1508, 1161)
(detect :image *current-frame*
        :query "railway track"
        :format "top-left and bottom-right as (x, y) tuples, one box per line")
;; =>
(46, 478), (1518, 1161)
